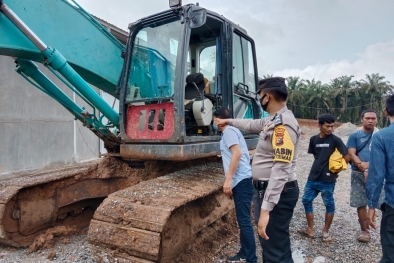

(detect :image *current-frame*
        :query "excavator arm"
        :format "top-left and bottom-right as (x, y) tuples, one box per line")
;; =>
(0, 0), (125, 95)
(0, 0), (127, 151)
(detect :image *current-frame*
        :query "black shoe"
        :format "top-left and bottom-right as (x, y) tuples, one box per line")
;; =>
(227, 252), (246, 262)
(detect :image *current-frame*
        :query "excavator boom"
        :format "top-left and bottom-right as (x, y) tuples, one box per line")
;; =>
(0, 0), (125, 96)
(0, 0), (126, 148)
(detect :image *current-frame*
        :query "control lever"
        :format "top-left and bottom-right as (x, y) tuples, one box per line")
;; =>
(192, 82), (205, 112)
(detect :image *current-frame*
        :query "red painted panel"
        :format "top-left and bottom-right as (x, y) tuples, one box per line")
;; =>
(126, 102), (174, 140)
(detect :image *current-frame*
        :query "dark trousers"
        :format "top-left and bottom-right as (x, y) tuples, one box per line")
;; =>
(253, 185), (299, 263)
(233, 177), (258, 263)
(380, 203), (394, 263)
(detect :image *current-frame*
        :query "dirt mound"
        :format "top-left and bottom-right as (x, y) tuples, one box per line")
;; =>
(28, 226), (80, 253)
(96, 157), (133, 178)
(301, 122), (359, 138)
(300, 126), (310, 135)
(333, 122), (359, 137)
(301, 126), (320, 136)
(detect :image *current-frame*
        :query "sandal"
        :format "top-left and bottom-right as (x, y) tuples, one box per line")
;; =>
(298, 229), (314, 239)
(322, 234), (332, 242)
(357, 230), (371, 242)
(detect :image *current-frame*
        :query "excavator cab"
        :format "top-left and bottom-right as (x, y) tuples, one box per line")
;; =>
(119, 4), (261, 160)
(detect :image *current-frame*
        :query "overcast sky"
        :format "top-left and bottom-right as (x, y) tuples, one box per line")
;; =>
(77, 0), (394, 84)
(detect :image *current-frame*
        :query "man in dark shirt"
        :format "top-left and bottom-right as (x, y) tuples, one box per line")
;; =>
(298, 114), (348, 242)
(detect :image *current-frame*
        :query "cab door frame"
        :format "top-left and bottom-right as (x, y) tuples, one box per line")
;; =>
(227, 25), (261, 123)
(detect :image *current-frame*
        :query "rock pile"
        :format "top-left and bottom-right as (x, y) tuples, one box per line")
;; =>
(333, 122), (360, 137)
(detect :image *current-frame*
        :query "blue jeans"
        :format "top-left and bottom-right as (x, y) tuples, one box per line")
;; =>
(302, 180), (336, 214)
(233, 177), (257, 263)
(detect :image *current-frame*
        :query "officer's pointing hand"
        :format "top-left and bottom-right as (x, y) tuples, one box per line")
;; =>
(214, 118), (229, 127)
(258, 209), (270, 240)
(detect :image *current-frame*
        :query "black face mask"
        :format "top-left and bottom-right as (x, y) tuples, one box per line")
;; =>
(260, 93), (269, 112)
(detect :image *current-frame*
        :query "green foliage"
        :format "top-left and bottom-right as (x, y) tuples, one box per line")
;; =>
(284, 74), (394, 127)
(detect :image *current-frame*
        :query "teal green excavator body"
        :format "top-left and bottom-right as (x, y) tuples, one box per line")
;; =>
(1, 0), (261, 158)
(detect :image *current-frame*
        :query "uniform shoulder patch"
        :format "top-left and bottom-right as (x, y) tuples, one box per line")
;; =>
(272, 124), (294, 163)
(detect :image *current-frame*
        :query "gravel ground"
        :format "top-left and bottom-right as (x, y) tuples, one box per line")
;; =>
(0, 231), (93, 263)
(0, 135), (384, 263)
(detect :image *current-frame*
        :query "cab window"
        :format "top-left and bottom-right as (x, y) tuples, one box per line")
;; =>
(199, 45), (216, 83)
(232, 33), (256, 93)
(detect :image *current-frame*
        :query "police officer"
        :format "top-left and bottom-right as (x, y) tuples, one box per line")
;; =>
(214, 77), (300, 263)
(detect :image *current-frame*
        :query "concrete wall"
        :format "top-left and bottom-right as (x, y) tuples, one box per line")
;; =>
(0, 55), (102, 176)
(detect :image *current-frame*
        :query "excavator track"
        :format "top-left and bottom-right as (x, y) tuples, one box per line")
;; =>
(0, 159), (102, 247)
(88, 161), (232, 263)
(0, 157), (204, 248)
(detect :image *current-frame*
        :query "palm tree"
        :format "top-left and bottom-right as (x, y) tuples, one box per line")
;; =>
(359, 73), (393, 126)
(278, 74), (393, 126)
(304, 79), (331, 119)
(286, 76), (305, 116)
(330, 75), (354, 122)
(262, 74), (273, 79)
(360, 73), (391, 107)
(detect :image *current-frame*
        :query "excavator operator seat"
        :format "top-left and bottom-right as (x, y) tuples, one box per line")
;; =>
(185, 73), (205, 100)
(185, 73), (214, 127)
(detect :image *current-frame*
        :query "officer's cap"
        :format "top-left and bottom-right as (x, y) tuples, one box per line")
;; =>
(257, 77), (286, 93)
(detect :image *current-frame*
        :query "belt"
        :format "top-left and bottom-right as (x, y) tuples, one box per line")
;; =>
(253, 180), (298, 192)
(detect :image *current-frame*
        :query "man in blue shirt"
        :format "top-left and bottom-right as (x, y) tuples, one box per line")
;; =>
(366, 94), (394, 263)
(347, 109), (379, 242)
(213, 107), (257, 263)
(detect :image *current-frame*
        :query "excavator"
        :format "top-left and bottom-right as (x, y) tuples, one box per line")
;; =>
(0, 0), (261, 261)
